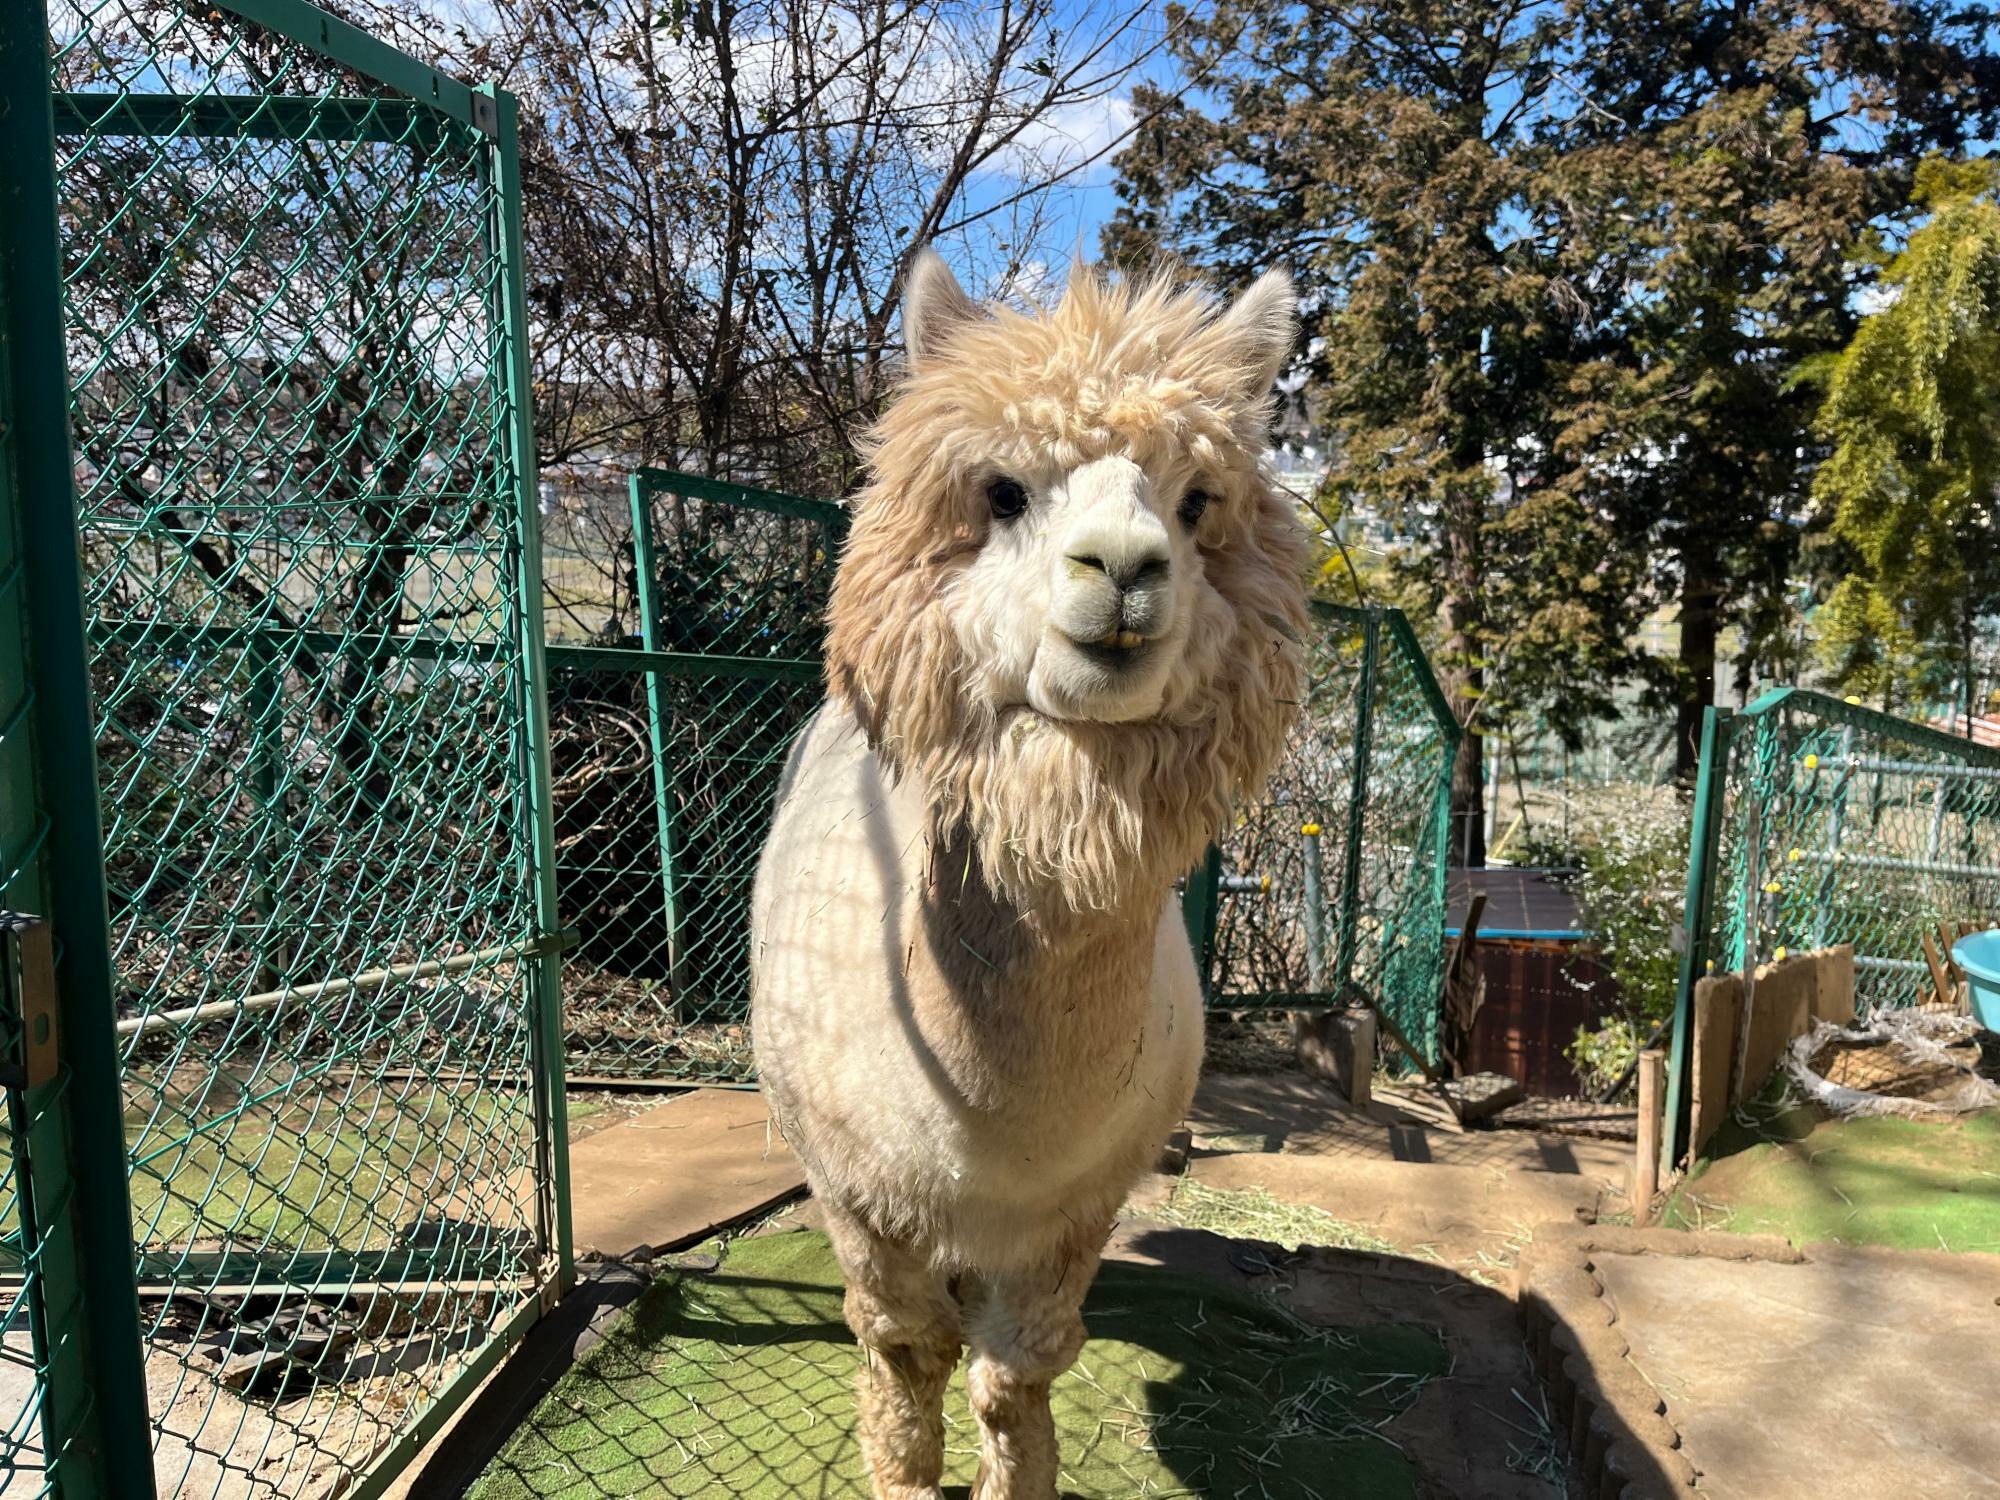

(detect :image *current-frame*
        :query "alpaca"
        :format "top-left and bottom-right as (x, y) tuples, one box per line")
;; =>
(750, 252), (1309, 1500)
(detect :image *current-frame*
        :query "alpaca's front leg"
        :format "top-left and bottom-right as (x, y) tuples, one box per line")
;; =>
(963, 1229), (1105, 1500)
(825, 1205), (963, 1500)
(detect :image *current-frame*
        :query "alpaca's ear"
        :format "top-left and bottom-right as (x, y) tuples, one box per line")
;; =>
(1206, 268), (1296, 396)
(903, 248), (983, 367)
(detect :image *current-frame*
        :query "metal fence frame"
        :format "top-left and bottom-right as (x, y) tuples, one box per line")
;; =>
(1663, 686), (2000, 1170)
(5, 1), (571, 1494)
(545, 467), (844, 1082)
(1184, 602), (1460, 1064)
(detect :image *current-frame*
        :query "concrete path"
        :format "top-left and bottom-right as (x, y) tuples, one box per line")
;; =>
(1193, 1070), (1632, 1178)
(567, 1086), (804, 1259)
(1599, 1241), (2000, 1499)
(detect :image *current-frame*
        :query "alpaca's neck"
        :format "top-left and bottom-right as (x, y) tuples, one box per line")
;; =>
(919, 819), (1168, 1037)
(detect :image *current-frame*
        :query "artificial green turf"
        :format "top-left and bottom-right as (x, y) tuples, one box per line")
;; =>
(468, 1228), (1449, 1499)
(1662, 1099), (2000, 1253)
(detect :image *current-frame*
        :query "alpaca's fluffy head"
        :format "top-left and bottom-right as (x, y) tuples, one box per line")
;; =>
(826, 253), (1310, 912)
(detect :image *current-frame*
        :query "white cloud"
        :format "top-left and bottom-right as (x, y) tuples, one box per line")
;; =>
(991, 95), (1137, 183)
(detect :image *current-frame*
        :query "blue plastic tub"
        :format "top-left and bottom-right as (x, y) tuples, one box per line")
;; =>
(1950, 928), (2000, 1032)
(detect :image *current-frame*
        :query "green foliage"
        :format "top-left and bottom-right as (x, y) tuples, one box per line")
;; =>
(1567, 784), (1690, 1027)
(1534, 784), (1691, 1097)
(1549, 0), (2000, 772)
(1566, 1015), (1646, 1101)
(1110, 0), (2000, 793)
(1809, 158), (2000, 714)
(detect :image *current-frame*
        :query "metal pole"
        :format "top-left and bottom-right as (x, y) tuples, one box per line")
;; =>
(1179, 844), (1221, 998)
(1301, 822), (1326, 992)
(1662, 706), (1732, 1176)
(629, 472), (688, 1012)
(1810, 725), (1855, 949)
(1334, 609), (1380, 994)
(115, 934), (571, 1039)
(0, 3), (159, 1486)
(485, 82), (572, 1294)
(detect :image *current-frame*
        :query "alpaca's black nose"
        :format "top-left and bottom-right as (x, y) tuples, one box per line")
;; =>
(1066, 549), (1169, 592)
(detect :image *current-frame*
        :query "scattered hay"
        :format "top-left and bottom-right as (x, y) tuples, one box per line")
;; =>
(1153, 1180), (1395, 1254)
(1202, 1010), (1299, 1074)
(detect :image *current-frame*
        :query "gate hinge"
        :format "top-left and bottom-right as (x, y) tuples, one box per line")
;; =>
(0, 913), (59, 1094)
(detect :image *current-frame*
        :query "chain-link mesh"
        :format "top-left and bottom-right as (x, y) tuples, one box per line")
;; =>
(1203, 604), (1458, 1064)
(44, 2), (560, 1494)
(0, 921), (52, 1499)
(1695, 690), (2000, 1013)
(548, 471), (841, 1082)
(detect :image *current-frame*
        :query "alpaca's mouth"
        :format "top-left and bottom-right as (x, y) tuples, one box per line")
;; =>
(1066, 629), (1155, 670)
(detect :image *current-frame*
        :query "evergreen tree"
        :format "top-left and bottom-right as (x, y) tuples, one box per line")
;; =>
(1809, 158), (2000, 717)
(1553, 0), (2000, 773)
(1106, 0), (1649, 864)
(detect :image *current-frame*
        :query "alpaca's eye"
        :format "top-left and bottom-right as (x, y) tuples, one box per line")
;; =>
(1178, 487), (1213, 528)
(987, 476), (1029, 520)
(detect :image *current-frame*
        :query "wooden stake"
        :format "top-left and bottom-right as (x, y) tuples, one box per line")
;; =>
(1634, 1048), (1665, 1226)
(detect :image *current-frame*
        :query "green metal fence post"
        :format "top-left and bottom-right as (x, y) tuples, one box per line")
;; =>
(1180, 846), (1222, 996)
(1333, 608), (1382, 995)
(0, 5), (159, 1489)
(483, 81), (573, 1293)
(628, 473), (688, 1011)
(1300, 824), (1326, 992)
(1662, 705), (1733, 1176)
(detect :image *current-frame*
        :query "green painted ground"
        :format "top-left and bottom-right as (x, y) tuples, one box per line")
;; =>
(1663, 1098), (2000, 1253)
(469, 1228), (1449, 1500)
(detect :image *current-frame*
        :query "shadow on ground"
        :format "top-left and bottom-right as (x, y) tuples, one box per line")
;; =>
(459, 1226), (1457, 1499)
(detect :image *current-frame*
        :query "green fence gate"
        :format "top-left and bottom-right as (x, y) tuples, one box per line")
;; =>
(1664, 688), (2000, 1167)
(547, 468), (843, 1082)
(1184, 603), (1460, 1065)
(3, 0), (569, 1494)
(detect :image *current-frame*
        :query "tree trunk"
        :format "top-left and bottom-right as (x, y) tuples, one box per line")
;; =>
(1674, 541), (1722, 784)
(1443, 482), (1485, 868)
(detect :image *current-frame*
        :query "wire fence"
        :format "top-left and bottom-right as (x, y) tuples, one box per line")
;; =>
(544, 469), (843, 1083)
(1665, 688), (2000, 1162)
(6, 1), (569, 1495)
(1185, 604), (1460, 1066)
(5, 6), (1471, 1494)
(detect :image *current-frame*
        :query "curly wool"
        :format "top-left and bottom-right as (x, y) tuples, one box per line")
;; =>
(826, 268), (1310, 912)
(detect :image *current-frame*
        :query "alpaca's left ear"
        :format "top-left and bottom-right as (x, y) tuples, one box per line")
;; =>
(903, 248), (984, 368)
(1206, 268), (1296, 396)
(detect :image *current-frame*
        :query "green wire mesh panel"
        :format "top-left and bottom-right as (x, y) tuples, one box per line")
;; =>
(0, 920), (57, 1500)
(1700, 691), (2000, 1012)
(1204, 604), (1457, 1064)
(547, 471), (841, 1082)
(49, 1), (560, 1494)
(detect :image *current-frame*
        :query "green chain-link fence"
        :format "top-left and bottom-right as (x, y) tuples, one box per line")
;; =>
(547, 469), (843, 1082)
(1184, 603), (1460, 1066)
(1664, 687), (2000, 1164)
(4, 0), (571, 1494)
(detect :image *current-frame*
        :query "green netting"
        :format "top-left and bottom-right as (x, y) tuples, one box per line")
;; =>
(1698, 690), (2000, 1006)
(31, 0), (565, 1494)
(548, 470), (842, 1082)
(1669, 688), (2000, 1157)
(1198, 604), (1458, 1064)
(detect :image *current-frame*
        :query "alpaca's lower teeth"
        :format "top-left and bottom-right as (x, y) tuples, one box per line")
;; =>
(1094, 630), (1146, 651)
